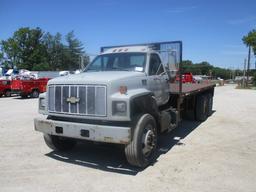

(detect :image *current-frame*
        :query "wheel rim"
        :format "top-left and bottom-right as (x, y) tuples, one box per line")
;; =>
(142, 124), (156, 157)
(33, 91), (39, 98)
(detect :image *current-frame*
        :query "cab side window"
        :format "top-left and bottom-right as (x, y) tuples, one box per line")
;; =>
(149, 54), (164, 76)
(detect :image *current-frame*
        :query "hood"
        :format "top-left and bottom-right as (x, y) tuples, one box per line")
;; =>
(48, 71), (146, 85)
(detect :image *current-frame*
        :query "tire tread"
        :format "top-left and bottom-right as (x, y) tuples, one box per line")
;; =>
(125, 114), (157, 168)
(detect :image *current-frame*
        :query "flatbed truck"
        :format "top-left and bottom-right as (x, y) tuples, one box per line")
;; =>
(34, 41), (215, 168)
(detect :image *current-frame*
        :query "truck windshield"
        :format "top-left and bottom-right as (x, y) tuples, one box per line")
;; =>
(85, 53), (146, 72)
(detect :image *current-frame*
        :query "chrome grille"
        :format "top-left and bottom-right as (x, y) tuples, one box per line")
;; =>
(48, 85), (107, 116)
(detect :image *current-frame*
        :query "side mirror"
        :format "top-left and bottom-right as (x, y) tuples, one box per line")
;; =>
(167, 51), (178, 80)
(165, 65), (177, 80)
(164, 66), (170, 78)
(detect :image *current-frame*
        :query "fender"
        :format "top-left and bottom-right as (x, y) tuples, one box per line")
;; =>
(129, 90), (160, 131)
(111, 88), (160, 123)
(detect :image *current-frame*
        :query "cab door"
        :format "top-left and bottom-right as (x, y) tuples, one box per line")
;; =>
(147, 53), (169, 105)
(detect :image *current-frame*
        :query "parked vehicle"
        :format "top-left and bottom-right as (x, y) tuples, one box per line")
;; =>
(0, 80), (12, 97)
(59, 71), (70, 76)
(11, 78), (50, 98)
(34, 41), (215, 168)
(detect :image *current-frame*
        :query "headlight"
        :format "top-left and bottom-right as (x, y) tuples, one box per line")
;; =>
(39, 97), (46, 110)
(112, 101), (127, 116)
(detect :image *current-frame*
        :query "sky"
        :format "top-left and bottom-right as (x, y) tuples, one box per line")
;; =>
(0, 0), (256, 69)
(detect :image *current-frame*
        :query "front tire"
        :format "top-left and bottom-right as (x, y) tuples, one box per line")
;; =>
(31, 90), (39, 98)
(125, 114), (157, 168)
(43, 134), (77, 151)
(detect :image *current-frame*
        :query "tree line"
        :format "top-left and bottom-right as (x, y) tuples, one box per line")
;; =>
(181, 28), (256, 82)
(181, 60), (245, 80)
(0, 27), (89, 71)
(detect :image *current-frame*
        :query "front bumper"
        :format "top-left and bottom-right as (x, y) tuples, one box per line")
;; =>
(34, 117), (131, 144)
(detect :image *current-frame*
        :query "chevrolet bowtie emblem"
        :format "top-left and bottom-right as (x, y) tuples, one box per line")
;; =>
(66, 97), (80, 104)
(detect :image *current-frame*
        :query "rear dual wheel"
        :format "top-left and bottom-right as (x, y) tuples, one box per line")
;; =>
(125, 114), (158, 168)
(195, 94), (213, 121)
(207, 94), (213, 116)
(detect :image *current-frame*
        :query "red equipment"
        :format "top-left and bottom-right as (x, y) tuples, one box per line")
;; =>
(11, 78), (50, 98)
(176, 72), (195, 83)
(0, 80), (12, 97)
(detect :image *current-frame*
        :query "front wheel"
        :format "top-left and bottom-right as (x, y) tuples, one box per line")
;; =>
(43, 134), (77, 151)
(125, 114), (157, 168)
(31, 90), (39, 98)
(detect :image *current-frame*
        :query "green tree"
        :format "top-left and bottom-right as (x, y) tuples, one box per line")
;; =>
(196, 61), (213, 75)
(242, 29), (256, 86)
(212, 67), (230, 79)
(182, 60), (236, 79)
(43, 32), (64, 70)
(0, 28), (88, 71)
(253, 72), (256, 86)
(1, 27), (48, 70)
(243, 29), (256, 55)
(0, 51), (4, 64)
(64, 31), (84, 70)
(182, 60), (213, 75)
(181, 60), (193, 66)
(1, 38), (19, 68)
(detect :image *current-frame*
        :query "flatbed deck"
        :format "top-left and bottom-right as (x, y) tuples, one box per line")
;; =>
(169, 83), (216, 96)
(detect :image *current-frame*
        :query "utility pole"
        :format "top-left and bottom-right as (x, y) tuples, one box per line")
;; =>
(243, 58), (246, 88)
(80, 55), (84, 70)
(246, 46), (251, 86)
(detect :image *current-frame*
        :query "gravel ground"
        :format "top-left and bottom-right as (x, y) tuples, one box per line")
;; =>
(0, 84), (255, 192)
